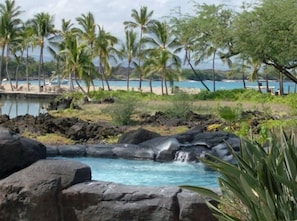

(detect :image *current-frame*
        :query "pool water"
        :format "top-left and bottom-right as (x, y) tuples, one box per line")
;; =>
(54, 157), (219, 187)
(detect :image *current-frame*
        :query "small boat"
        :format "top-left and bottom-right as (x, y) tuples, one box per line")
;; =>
(48, 76), (68, 86)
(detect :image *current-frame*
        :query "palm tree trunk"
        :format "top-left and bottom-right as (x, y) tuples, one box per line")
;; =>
(127, 62), (131, 91)
(5, 46), (14, 91)
(161, 78), (164, 95)
(75, 78), (91, 101)
(0, 45), (5, 85)
(99, 62), (105, 90)
(279, 72), (284, 95)
(212, 50), (216, 92)
(26, 48), (30, 91)
(138, 30), (143, 91)
(38, 46), (42, 92)
(149, 76), (153, 93)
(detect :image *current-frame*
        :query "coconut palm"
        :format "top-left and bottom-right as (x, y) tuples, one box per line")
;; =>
(0, 0), (22, 89)
(29, 12), (56, 92)
(119, 30), (138, 90)
(144, 21), (182, 95)
(76, 12), (96, 49)
(60, 34), (96, 100)
(22, 21), (38, 91)
(94, 25), (118, 91)
(48, 19), (74, 89)
(124, 6), (155, 90)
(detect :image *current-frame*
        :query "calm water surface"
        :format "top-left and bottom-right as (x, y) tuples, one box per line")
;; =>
(0, 97), (49, 118)
(52, 157), (219, 188)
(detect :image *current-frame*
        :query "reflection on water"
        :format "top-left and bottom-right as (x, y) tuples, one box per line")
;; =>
(0, 98), (50, 118)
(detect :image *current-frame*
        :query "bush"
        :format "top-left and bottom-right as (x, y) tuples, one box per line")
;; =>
(182, 129), (297, 221)
(165, 92), (194, 120)
(103, 96), (138, 125)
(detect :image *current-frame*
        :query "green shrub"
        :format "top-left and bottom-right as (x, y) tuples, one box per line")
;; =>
(103, 96), (138, 125)
(217, 104), (243, 131)
(182, 129), (297, 221)
(165, 92), (194, 120)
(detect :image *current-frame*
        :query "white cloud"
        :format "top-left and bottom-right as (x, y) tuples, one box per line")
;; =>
(16, 0), (243, 40)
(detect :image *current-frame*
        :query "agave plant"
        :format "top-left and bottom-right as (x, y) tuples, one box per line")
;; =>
(182, 129), (297, 221)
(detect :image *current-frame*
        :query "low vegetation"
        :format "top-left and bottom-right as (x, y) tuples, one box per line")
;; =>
(42, 88), (297, 220)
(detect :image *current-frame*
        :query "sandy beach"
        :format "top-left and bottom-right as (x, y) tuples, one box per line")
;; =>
(0, 82), (201, 95)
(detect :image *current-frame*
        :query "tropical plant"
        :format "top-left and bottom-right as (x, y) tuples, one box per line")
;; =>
(48, 18), (74, 89)
(119, 29), (138, 90)
(144, 21), (182, 95)
(29, 12), (56, 91)
(94, 25), (118, 91)
(0, 0), (22, 89)
(182, 129), (297, 221)
(124, 6), (155, 90)
(60, 34), (96, 100)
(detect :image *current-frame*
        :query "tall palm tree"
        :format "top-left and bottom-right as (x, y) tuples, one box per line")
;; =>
(60, 34), (96, 100)
(119, 30), (138, 90)
(29, 12), (55, 92)
(75, 12), (97, 93)
(94, 25), (118, 91)
(0, 0), (22, 89)
(76, 12), (96, 49)
(124, 6), (155, 90)
(48, 18), (74, 89)
(144, 21), (182, 95)
(22, 21), (37, 91)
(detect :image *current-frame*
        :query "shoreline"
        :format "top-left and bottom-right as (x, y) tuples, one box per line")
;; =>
(0, 82), (201, 96)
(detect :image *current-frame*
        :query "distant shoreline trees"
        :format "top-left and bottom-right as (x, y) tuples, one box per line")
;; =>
(0, 0), (297, 95)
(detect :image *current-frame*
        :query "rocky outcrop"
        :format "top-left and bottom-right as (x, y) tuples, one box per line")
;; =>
(47, 128), (240, 163)
(0, 159), (216, 221)
(0, 127), (46, 179)
(117, 128), (161, 144)
(0, 113), (124, 143)
(62, 181), (217, 221)
(0, 159), (91, 221)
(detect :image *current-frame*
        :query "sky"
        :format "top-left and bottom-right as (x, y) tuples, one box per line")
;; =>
(15, 0), (248, 68)
(17, 0), (245, 39)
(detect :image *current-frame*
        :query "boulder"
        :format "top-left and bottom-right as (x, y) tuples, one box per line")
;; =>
(0, 159), (91, 221)
(118, 128), (161, 144)
(58, 144), (87, 157)
(0, 126), (46, 179)
(61, 181), (217, 221)
(46, 129), (241, 164)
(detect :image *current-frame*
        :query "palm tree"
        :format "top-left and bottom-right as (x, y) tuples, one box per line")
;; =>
(48, 18), (74, 89)
(22, 21), (37, 91)
(94, 25), (118, 91)
(144, 21), (182, 95)
(60, 34), (96, 100)
(0, 0), (22, 89)
(76, 12), (96, 49)
(119, 30), (138, 90)
(124, 6), (155, 90)
(75, 12), (97, 93)
(29, 12), (55, 92)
